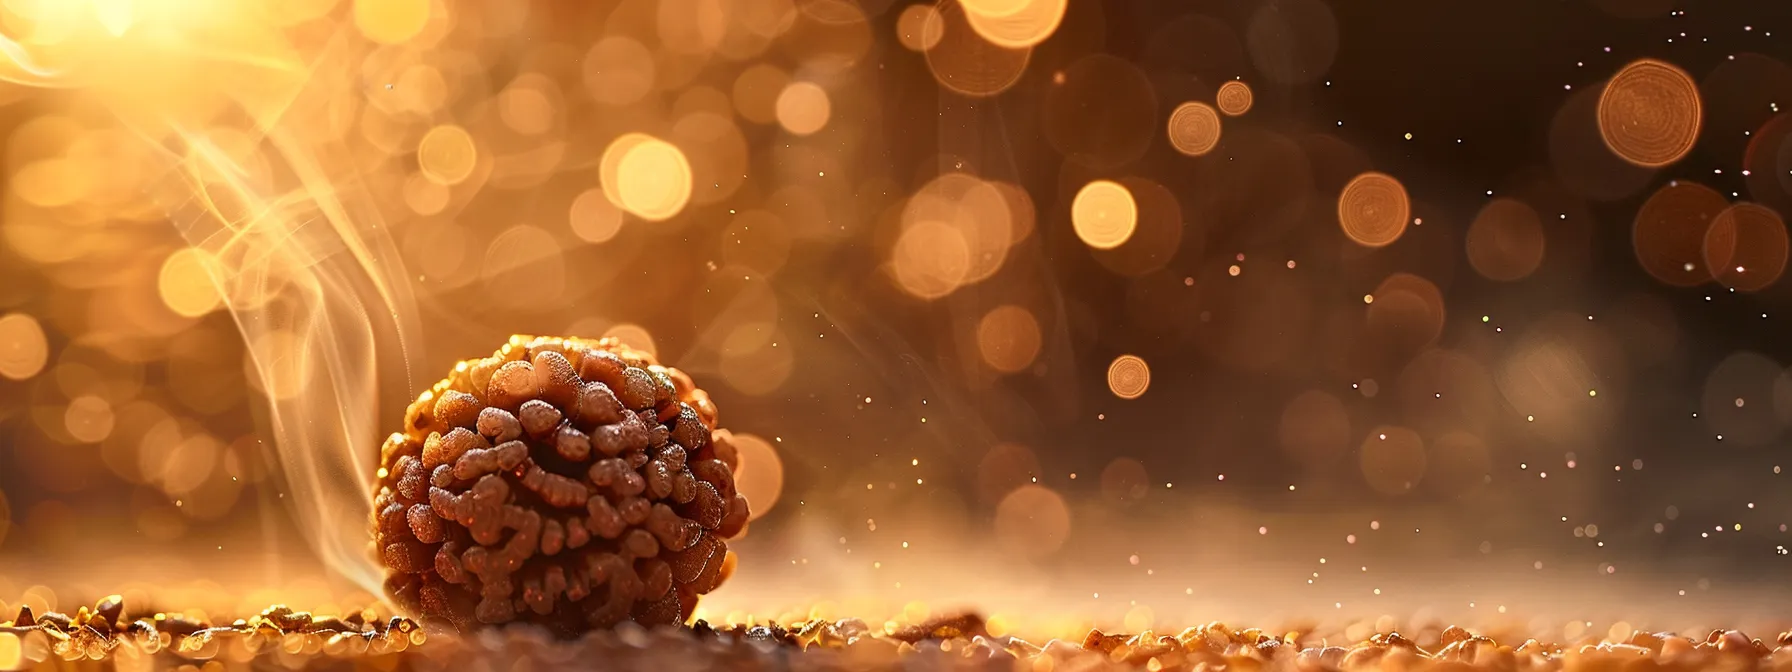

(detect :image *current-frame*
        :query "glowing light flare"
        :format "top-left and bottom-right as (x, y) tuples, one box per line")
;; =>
(1466, 198), (1547, 281)
(0, 312), (49, 381)
(1166, 101), (1222, 156)
(1071, 180), (1138, 250)
(1107, 354), (1150, 399)
(977, 305), (1042, 374)
(1216, 81), (1254, 116)
(599, 133), (694, 222)
(994, 485), (1071, 558)
(1359, 426), (1426, 496)
(729, 433), (784, 520)
(960, 0), (1068, 49)
(1703, 203), (1788, 291)
(1633, 180), (1727, 286)
(157, 247), (224, 318)
(1338, 172), (1410, 248)
(354, 0), (431, 45)
(775, 81), (832, 136)
(1089, 177), (1184, 277)
(416, 124), (477, 186)
(1598, 58), (1702, 168)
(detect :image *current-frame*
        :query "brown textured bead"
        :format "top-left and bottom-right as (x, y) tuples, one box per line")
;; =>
(373, 335), (747, 636)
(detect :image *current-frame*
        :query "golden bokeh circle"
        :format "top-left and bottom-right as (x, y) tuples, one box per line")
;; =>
(729, 432), (784, 521)
(890, 219), (972, 300)
(994, 484), (1071, 558)
(1703, 202), (1789, 292)
(0, 313), (49, 381)
(1216, 80), (1254, 116)
(924, 0), (1031, 98)
(775, 81), (832, 136)
(1597, 58), (1703, 168)
(895, 4), (944, 51)
(977, 305), (1042, 374)
(354, 0), (430, 45)
(1633, 180), (1727, 286)
(569, 188), (625, 244)
(599, 133), (694, 222)
(1106, 354), (1151, 399)
(1466, 198), (1547, 281)
(1071, 180), (1138, 250)
(961, 0), (1069, 49)
(157, 247), (223, 318)
(1337, 171), (1410, 248)
(1166, 101), (1223, 156)
(416, 124), (477, 186)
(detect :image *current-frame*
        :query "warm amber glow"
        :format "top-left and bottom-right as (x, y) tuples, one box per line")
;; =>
(1106, 354), (1151, 399)
(1338, 171), (1411, 248)
(924, 1), (1031, 98)
(0, 313), (49, 381)
(1166, 101), (1223, 156)
(1216, 81), (1254, 116)
(977, 305), (1042, 374)
(416, 124), (477, 186)
(1071, 180), (1138, 250)
(775, 81), (832, 136)
(600, 133), (694, 222)
(1598, 58), (1702, 168)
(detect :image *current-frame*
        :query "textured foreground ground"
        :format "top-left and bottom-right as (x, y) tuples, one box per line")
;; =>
(3, 598), (1792, 671)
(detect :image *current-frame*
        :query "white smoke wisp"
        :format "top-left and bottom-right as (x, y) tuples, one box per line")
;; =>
(1, 8), (424, 594)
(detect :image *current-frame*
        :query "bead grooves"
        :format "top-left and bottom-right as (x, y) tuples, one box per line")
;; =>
(373, 335), (747, 636)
